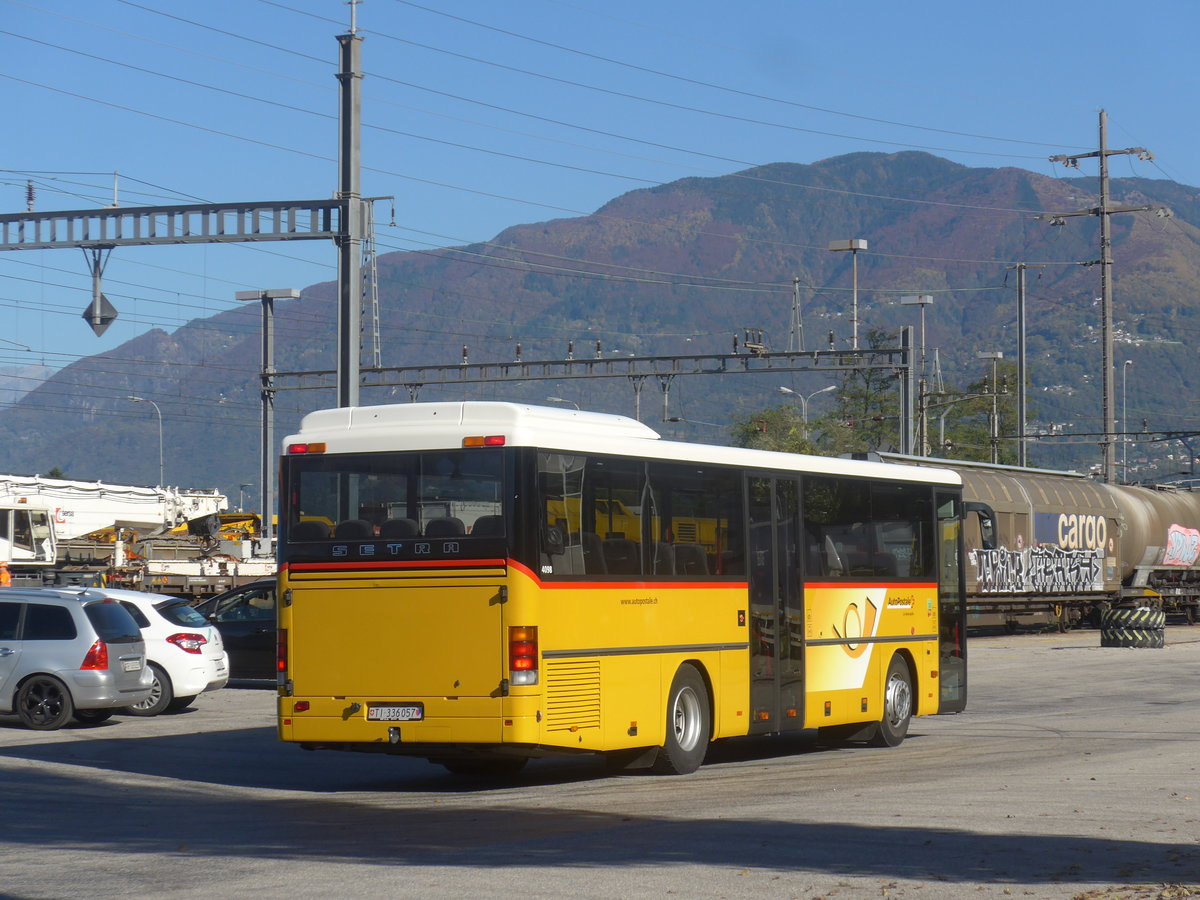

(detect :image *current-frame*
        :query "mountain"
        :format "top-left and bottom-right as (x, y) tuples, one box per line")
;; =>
(0, 363), (54, 407)
(2, 151), (1199, 498)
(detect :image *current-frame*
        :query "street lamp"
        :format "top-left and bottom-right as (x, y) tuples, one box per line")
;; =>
(1122, 360), (1134, 479)
(546, 396), (580, 409)
(976, 352), (1004, 465)
(828, 239), (868, 351)
(126, 396), (163, 488)
(779, 384), (836, 437)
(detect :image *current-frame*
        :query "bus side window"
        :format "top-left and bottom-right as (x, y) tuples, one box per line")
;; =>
(581, 533), (606, 574)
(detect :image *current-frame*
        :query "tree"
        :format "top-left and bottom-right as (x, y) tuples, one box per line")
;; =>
(730, 405), (820, 454)
(810, 329), (905, 455)
(45, 466), (65, 479)
(931, 359), (1024, 465)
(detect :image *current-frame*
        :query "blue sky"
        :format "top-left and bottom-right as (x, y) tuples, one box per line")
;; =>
(2, 0), (1196, 378)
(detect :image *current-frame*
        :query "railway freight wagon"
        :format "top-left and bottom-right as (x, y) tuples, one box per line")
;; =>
(879, 456), (1200, 630)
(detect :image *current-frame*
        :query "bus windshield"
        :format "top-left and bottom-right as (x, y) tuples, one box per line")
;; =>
(282, 448), (506, 552)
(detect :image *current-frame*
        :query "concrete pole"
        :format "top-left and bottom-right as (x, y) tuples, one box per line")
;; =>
(336, 30), (364, 409)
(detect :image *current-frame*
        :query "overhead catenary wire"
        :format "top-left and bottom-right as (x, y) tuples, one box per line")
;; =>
(4, 0), (1190, 422)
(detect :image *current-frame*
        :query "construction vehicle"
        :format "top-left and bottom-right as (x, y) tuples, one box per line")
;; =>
(0, 474), (274, 598)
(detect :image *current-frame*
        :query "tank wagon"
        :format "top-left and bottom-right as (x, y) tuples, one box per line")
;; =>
(879, 455), (1200, 630)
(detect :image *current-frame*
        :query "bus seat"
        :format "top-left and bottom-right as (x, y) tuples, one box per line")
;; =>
(673, 544), (708, 576)
(872, 552), (898, 576)
(846, 551), (873, 574)
(379, 517), (419, 538)
(581, 532), (607, 574)
(603, 538), (640, 575)
(290, 520), (330, 541)
(425, 517), (465, 537)
(334, 519), (374, 539)
(651, 542), (675, 575)
(471, 515), (505, 536)
(719, 549), (744, 576)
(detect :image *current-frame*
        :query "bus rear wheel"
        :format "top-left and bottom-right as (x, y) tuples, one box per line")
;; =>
(652, 664), (711, 775)
(870, 656), (913, 748)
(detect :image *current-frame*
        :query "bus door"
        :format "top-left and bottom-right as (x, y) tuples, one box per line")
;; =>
(937, 490), (967, 712)
(747, 476), (805, 735)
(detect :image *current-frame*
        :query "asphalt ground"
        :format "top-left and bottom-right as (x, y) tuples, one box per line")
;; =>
(0, 627), (1197, 899)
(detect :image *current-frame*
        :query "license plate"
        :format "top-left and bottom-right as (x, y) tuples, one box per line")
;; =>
(122, 659), (142, 672)
(366, 704), (423, 722)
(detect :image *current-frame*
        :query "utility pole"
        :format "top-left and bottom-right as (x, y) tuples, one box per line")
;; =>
(976, 352), (1004, 465)
(788, 276), (805, 352)
(236, 289), (299, 543)
(900, 295), (933, 455)
(1040, 110), (1168, 482)
(336, 17), (365, 409)
(899, 326), (914, 456)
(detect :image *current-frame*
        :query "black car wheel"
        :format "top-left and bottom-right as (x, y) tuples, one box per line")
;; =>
(16, 675), (74, 730)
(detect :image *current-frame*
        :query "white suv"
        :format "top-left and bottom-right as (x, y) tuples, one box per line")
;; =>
(105, 590), (229, 716)
(0, 588), (153, 729)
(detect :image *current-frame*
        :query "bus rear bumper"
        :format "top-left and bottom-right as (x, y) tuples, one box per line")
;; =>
(292, 740), (596, 761)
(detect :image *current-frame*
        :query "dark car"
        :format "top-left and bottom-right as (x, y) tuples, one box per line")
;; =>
(194, 580), (276, 680)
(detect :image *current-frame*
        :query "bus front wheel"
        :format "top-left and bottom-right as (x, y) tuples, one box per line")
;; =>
(870, 655), (913, 748)
(652, 664), (711, 775)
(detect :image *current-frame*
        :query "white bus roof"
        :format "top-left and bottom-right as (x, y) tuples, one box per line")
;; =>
(287, 402), (960, 487)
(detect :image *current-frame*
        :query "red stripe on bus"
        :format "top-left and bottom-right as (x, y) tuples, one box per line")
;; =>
(508, 558), (746, 590)
(282, 559), (507, 573)
(804, 581), (939, 590)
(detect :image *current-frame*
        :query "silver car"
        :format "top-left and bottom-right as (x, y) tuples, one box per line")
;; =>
(0, 588), (153, 730)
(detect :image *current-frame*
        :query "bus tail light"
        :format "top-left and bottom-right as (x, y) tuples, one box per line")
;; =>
(463, 435), (506, 447)
(277, 628), (288, 680)
(509, 626), (538, 686)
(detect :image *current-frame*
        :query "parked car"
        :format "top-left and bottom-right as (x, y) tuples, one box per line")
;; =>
(0, 587), (153, 730)
(102, 589), (229, 716)
(194, 579), (276, 680)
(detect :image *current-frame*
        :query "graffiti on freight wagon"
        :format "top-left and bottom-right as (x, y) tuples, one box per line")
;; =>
(971, 545), (1105, 594)
(1162, 524), (1200, 567)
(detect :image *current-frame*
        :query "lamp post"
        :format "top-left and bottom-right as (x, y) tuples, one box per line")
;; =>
(126, 396), (163, 487)
(546, 396), (580, 409)
(900, 295), (934, 455)
(236, 288), (300, 543)
(976, 352), (1003, 465)
(779, 384), (836, 438)
(828, 239), (868, 351)
(1122, 360), (1133, 480)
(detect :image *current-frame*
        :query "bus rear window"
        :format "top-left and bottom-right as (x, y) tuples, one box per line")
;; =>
(283, 449), (506, 545)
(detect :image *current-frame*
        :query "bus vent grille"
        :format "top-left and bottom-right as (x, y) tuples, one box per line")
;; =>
(674, 522), (699, 543)
(544, 659), (601, 732)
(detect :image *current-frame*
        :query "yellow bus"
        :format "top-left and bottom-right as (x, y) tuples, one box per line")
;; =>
(276, 401), (966, 776)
